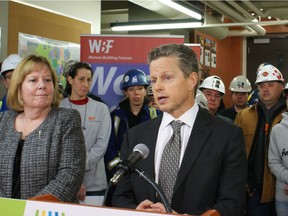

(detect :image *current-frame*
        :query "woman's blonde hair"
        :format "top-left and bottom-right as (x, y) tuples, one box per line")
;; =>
(7, 55), (60, 111)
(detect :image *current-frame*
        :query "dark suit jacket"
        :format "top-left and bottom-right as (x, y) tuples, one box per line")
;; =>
(112, 107), (247, 216)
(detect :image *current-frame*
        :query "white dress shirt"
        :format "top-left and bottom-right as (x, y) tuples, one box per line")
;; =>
(154, 103), (199, 183)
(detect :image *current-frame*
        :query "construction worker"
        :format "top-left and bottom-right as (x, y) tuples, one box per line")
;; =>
(248, 63), (272, 107)
(235, 64), (286, 216)
(147, 83), (159, 109)
(199, 76), (225, 113)
(195, 89), (209, 111)
(220, 75), (252, 121)
(104, 69), (161, 182)
(0, 54), (22, 112)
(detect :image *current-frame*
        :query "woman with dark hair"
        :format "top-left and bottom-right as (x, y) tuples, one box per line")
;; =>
(60, 61), (111, 206)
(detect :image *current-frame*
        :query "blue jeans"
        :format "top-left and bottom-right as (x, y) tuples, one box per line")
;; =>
(275, 200), (288, 216)
(246, 187), (276, 216)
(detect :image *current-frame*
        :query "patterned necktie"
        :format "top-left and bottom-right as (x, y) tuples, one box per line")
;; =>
(159, 120), (183, 204)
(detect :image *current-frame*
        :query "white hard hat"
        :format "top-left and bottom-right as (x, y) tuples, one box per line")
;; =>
(229, 75), (252, 93)
(147, 83), (153, 96)
(1, 54), (22, 75)
(195, 89), (209, 111)
(256, 62), (271, 75)
(255, 64), (284, 84)
(199, 75), (225, 95)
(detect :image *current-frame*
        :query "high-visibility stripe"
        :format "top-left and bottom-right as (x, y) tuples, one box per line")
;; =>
(148, 107), (157, 119)
(114, 116), (121, 137)
(107, 157), (121, 170)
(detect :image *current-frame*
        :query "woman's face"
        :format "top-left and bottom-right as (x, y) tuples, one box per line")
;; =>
(21, 64), (54, 110)
(68, 68), (92, 100)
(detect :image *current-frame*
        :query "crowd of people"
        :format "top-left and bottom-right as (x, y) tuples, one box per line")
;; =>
(0, 43), (288, 216)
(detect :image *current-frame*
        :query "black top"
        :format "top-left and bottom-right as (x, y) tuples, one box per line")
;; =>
(219, 106), (237, 121)
(12, 139), (25, 199)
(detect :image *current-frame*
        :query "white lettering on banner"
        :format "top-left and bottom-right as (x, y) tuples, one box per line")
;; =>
(114, 74), (124, 95)
(90, 67), (124, 96)
(88, 40), (114, 53)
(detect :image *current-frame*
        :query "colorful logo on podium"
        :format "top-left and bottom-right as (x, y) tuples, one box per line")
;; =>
(35, 210), (65, 216)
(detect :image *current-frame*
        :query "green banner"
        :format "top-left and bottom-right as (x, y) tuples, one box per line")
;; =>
(0, 198), (26, 216)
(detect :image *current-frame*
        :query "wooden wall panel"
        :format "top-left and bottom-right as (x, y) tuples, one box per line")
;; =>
(195, 31), (243, 108)
(8, 1), (91, 54)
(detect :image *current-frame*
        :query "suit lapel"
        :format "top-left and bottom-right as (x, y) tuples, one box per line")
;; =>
(138, 116), (163, 201)
(173, 109), (212, 193)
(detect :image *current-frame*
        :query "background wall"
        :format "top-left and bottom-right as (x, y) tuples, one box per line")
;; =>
(247, 36), (288, 90)
(7, 1), (91, 54)
(0, 1), (92, 99)
(195, 31), (243, 108)
(24, 0), (100, 34)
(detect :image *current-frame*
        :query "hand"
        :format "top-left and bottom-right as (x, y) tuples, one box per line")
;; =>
(78, 184), (86, 201)
(136, 199), (167, 213)
(284, 185), (288, 195)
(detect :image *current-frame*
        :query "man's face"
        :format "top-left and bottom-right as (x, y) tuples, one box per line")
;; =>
(149, 56), (197, 118)
(202, 89), (222, 115)
(231, 92), (249, 108)
(2, 71), (13, 89)
(257, 81), (284, 109)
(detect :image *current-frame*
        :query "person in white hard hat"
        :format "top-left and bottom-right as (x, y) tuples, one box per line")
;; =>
(147, 83), (159, 109)
(219, 75), (252, 121)
(195, 89), (209, 111)
(0, 54), (22, 111)
(235, 64), (286, 216)
(199, 75), (226, 115)
(248, 63), (272, 107)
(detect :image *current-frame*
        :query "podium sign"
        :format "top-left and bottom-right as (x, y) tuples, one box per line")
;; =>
(0, 198), (175, 216)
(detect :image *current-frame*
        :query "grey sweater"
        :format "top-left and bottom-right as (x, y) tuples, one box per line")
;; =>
(60, 97), (111, 192)
(0, 108), (86, 202)
(268, 111), (288, 202)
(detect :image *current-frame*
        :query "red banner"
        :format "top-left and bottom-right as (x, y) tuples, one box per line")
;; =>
(80, 35), (185, 110)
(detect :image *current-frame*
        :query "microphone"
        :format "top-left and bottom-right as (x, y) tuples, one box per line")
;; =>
(109, 143), (149, 185)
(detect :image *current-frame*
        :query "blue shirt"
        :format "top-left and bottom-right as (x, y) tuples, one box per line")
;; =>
(0, 95), (9, 112)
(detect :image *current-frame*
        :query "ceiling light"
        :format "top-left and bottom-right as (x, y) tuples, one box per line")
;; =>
(110, 19), (203, 31)
(159, 0), (202, 20)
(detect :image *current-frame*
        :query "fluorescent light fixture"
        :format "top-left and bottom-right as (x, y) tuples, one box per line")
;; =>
(110, 19), (203, 31)
(159, 0), (202, 20)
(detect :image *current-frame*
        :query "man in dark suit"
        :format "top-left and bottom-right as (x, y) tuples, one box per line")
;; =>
(111, 43), (247, 216)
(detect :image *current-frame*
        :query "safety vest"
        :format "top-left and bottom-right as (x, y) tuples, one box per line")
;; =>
(113, 106), (159, 137)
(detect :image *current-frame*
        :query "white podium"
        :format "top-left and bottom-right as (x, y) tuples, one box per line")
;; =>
(0, 197), (219, 216)
(0, 198), (175, 216)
